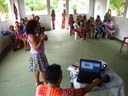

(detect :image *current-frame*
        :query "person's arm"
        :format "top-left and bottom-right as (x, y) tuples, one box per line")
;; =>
(83, 78), (102, 94)
(28, 34), (47, 51)
(71, 78), (101, 96)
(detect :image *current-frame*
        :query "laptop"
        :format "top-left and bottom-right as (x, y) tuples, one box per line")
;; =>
(77, 59), (101, 83)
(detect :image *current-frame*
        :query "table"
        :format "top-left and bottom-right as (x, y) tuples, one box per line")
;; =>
(68, 65), (125, 96)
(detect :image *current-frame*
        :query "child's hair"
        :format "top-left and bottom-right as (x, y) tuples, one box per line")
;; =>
(69, 14), (73, 19)
(63, 9), (66, 14)
(51, 9), (55, 16)
(9, 25), (14, 31)
(83, 15), (87, 20)
(26, 20), (38, 34)
(35, 16), (40, 20)
(15, 21), (18, 24)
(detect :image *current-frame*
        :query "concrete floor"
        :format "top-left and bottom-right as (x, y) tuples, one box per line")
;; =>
(0, 29), (128, 96)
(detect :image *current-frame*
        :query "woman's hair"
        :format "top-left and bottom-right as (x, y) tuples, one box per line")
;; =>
(9, 25), (14, 31)
(26, 20), (38, 34)
(63, 9), (66, 14)
(52, 9), (55, 14)
(35, 16), (40, 21)
(46, 64), (62, 84)
(97, 15), (100, 18)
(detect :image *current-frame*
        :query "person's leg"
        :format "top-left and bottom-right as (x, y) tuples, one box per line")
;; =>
(70, 26), (72, 36)
(110, 32), (115, 40)
(34, 71), (40, 86)
(41, 71), (48, 84)
(95, 27), (100, 39)
(53, 20), (55, 29)
(52, 19), (55, 29)
(74, 29), (83, 39)
(99, 27), (105, 38)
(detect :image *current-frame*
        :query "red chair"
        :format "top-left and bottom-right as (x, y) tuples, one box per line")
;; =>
(120, 37), (128, 53)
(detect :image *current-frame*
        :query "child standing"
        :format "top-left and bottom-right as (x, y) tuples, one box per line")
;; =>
(68, 14), (75, 36)
(26, 20), (49, 86)
(51, 9), (56, 30)
(61, 9), (66, 29)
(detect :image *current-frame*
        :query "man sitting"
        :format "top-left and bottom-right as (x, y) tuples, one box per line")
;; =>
(36, 64), (101, 96)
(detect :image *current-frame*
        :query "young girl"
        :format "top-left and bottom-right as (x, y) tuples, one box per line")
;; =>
(68, 14), (75, 36)
(26, 20), (49, 86)
(73, 18), (84, 40)
(51, 9), (56, 30)
(9, 25), (18, 51)
(15, 25), (23, 49)
(61, 9), (66, 29)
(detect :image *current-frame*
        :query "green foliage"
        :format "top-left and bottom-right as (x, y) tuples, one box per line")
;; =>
(50, 0), (59, 12)
(109, 0), (127, 16)
(71, 3), (77, 10)
(0, 0), (8, 12)
(25, 0), (47, 11)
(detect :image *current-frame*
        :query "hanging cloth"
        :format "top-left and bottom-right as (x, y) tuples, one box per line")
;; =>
(13, 3), (18, 20)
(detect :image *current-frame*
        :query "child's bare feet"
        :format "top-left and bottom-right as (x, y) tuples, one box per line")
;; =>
(36, 81), (44, 87)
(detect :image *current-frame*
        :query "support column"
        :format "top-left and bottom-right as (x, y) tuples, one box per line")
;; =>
(66, 0), (69, 29)
(123, 0), (128, 17)
(89, 0), (95, 17)
(47, 0), (51, 29)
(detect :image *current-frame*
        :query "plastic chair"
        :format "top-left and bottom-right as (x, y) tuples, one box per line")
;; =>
(120, 37), (128, 53)
(75, 32), (78, 40)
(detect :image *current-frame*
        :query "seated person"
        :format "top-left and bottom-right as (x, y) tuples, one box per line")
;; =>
(94, 15), (105, 39)
(74, 18), (84, 40)
(105, 18), (116, 39)
(90, 17), (95, 38)
(36, 64), (101, 96)
(84, 19), (92, 39)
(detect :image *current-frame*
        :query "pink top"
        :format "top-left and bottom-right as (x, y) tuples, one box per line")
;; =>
(28, 34), (44, 54)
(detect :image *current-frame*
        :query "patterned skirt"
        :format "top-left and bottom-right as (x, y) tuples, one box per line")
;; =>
(29, 52), (49, 72)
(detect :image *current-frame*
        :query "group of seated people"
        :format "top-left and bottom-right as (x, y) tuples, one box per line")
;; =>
(68, 13), (116, 40)
(2, 14), (45, 51)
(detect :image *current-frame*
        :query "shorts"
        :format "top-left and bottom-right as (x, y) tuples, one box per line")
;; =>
(70, 26), (74, 30)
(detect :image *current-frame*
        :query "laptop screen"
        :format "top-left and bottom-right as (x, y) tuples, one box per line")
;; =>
(80, 59), (101, 73)
(77, 59), (101, 83)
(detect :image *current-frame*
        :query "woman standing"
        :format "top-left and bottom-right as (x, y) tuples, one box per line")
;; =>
(61, 9), (66, 29)
(103, 9), (112, 22)
(51, 9), (56, 30)
(26, 20), (49, 86)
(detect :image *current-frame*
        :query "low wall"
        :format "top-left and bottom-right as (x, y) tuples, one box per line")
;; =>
(113, 17), (128, 41)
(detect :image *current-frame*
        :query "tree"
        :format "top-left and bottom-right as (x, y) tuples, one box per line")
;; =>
(109, 0), (128, 16)
(0, 0), (9, 19)
(0, 0), (8, 13)
(50, 0), (59, 12)
(24, 0), (47, 11)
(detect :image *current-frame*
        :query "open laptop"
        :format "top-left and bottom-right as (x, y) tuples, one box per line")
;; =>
(77, 59), (101, 83)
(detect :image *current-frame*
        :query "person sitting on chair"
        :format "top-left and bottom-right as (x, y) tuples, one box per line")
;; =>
(74, 18), (84, 40)
(36, 64), (102, 96)
(94, 15), (105, 39)
(105, 18), (116, 39)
